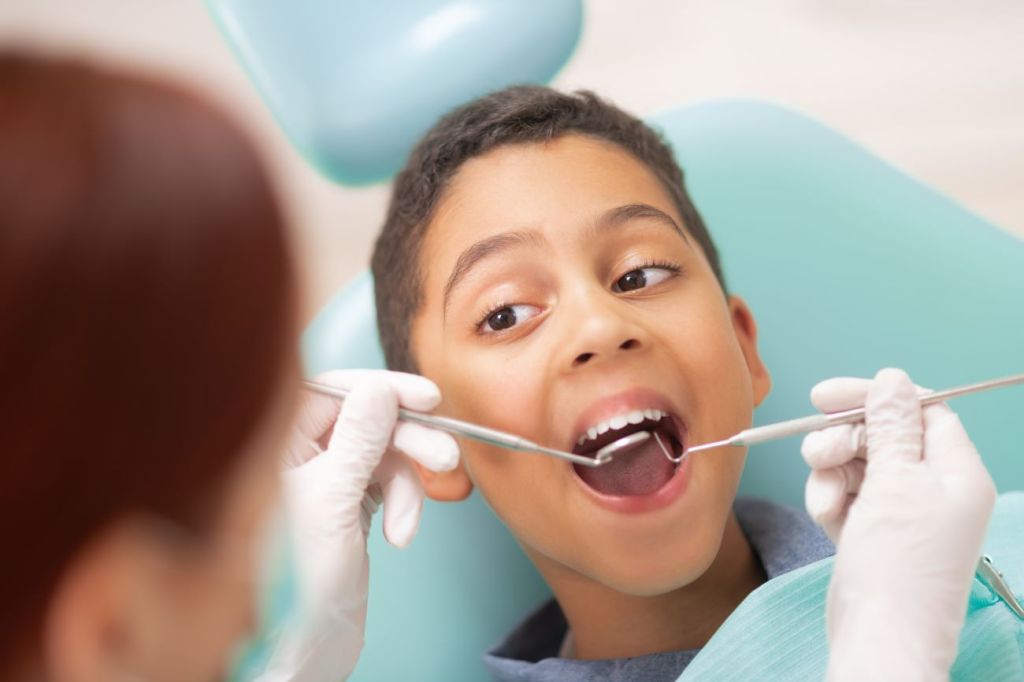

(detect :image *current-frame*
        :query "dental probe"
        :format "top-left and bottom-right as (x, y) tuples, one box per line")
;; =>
(302, 380), (648, 467)
(611, 375), (1024, 618)
(684, 372), (1024, 456)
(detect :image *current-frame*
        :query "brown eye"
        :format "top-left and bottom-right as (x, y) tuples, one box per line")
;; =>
(487, 306), (517, 330)
(612, 266), (675, 293)
(480, 304), (541, 334)
(615, 269), (647, 292)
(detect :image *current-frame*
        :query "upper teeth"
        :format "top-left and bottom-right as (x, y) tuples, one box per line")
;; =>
(577, 409), (668, 446)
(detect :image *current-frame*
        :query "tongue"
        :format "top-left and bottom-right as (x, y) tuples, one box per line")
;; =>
(575, 433), (676, 496)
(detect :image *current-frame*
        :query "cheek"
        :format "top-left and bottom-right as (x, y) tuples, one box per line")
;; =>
(156, 560), (256, 680)
(693, 448), (747, 509)
(439, 338), (550, 471)
(438, 346), (571, 546)
(206, 559), (261, 667)
(662, 290), (756, 437)
(185, 495), (277, 674)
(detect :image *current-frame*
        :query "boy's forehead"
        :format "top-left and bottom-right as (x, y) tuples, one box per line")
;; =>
(420, 134), (683, 280)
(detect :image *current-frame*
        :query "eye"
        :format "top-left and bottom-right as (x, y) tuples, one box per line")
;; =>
(612, 265), (677, 293)
(479, 304), (541, 334)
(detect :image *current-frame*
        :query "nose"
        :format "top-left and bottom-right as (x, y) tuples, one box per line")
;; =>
(558, 290), (647, 372)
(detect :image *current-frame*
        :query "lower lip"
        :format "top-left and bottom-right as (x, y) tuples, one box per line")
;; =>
(571, 453), (692, 514)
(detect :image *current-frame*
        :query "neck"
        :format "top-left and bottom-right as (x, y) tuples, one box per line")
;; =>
(531, 512), (764, 660)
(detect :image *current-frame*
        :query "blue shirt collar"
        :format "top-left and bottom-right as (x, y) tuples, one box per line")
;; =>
(483, 497), (834, 682)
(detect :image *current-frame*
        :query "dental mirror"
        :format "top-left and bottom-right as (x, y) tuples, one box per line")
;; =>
(591, 430), (652, 465)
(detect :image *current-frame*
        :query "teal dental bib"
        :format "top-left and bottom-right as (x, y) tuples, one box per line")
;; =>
(678, 493), (1024, 681)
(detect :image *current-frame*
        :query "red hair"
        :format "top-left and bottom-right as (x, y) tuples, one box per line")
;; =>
(0, 54), (297, 665)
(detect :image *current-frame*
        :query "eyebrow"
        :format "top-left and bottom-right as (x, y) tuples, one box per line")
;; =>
(594, 203), (688, 241)
(443, 230), (544, 312)
(441, 203), (688, 311)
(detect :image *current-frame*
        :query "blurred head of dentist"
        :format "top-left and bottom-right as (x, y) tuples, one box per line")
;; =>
(0, 53), (299, 681)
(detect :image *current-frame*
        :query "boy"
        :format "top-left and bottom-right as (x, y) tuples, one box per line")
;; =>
(370, 86), (833, 680)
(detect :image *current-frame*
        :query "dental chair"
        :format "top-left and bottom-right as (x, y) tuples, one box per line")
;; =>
(303, 100), (1024, 681)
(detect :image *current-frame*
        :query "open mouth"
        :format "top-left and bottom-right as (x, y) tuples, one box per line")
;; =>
(571, 409), (686, 497)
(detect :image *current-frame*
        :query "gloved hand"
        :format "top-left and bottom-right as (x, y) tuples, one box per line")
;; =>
(801, 368), (996, 681)
(259, 370), (459, 682)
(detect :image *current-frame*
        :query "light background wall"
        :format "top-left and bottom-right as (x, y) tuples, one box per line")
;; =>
(3, 1), (1022, 320)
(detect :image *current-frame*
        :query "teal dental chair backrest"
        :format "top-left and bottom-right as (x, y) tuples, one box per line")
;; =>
(206, 0), (582, 185)
(302, 100), (1024, 681)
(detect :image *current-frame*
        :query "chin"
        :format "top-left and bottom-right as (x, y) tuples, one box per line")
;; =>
(581, 522), (726, 597)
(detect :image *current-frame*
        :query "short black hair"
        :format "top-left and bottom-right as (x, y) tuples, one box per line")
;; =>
(371, 85), (723, 372)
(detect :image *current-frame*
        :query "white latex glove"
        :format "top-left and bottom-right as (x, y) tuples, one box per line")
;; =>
(258, 370), (459, 682)
(801, 368), (996, 682)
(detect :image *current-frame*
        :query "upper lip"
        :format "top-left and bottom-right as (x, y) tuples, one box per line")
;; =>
(567, 388), (687, 456)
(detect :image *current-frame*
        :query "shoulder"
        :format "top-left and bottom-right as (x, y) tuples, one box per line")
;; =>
(734, 497), (835, 579)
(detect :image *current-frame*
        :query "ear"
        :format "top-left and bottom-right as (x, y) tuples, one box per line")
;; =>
(410, 455), (474, 502)
(727, 295), (772, 407)
(44, 520), (165, 682)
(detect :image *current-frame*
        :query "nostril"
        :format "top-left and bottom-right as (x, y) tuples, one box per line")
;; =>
(574, 352), (594, 366)
(620, 338), (639, 351)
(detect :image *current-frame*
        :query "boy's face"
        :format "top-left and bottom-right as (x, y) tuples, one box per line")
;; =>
(410, 134), (770, 595)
